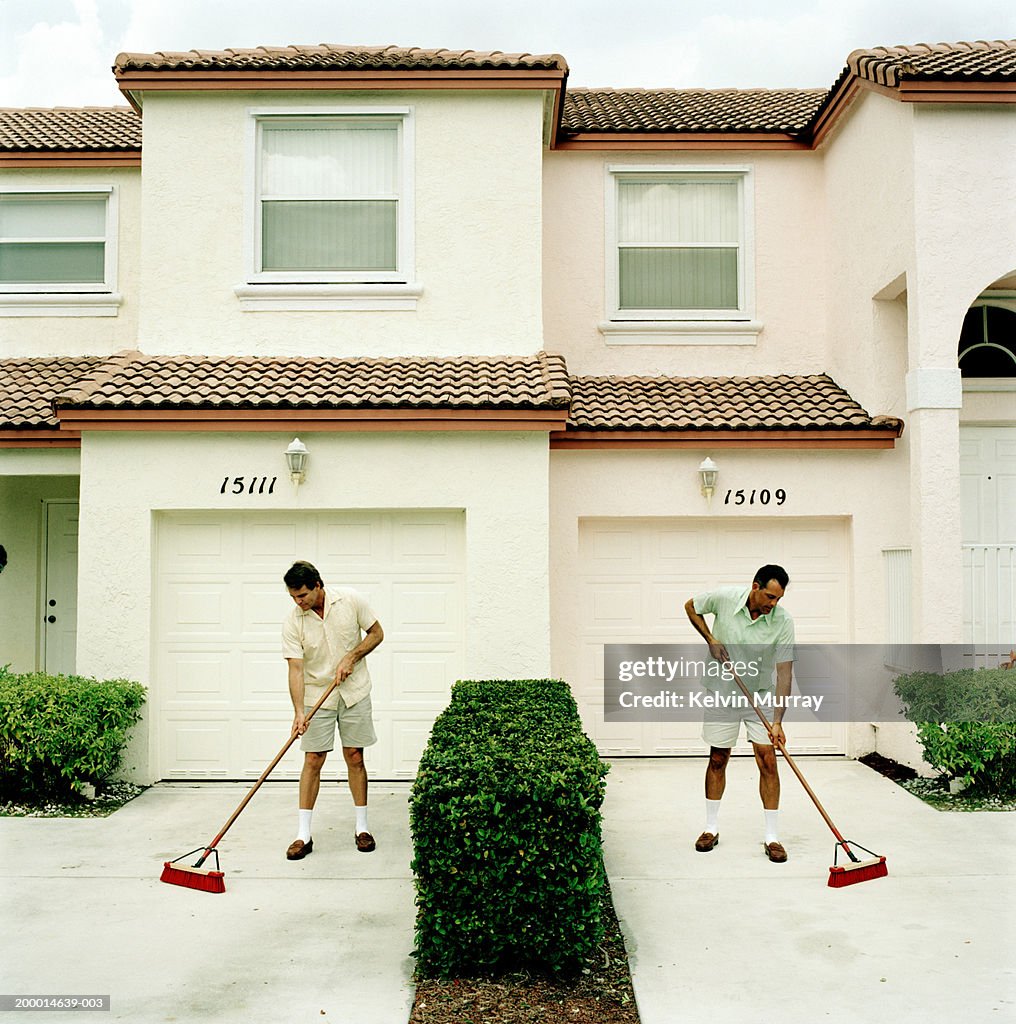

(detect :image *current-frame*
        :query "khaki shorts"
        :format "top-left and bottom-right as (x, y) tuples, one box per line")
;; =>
(701, 697), (772, 748)
(300, 694), (378, 752)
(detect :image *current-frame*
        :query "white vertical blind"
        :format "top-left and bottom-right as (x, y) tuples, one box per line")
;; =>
(259, 120), (399, 273)
(0, 195), (106, 285)
(616, 177), (740, 311)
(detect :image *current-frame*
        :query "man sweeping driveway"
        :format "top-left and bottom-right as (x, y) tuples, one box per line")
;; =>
(282, 560), (384, 859)
(684, 564), (795, 863)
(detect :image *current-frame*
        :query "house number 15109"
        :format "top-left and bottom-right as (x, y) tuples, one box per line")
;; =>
(220, 476), (278, 495)
(724, 488), (787, 506)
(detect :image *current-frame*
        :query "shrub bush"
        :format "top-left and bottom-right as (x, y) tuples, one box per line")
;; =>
(893, 666), (1016, 796)
(0, 669), (146, 801)
(410, 678), (609, 977)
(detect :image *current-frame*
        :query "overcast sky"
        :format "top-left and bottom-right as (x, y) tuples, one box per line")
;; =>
(1, 0), (1014, 107)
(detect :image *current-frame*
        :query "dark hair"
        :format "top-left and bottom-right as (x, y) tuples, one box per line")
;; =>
(754, 564), (789, 590)
(284, 560), (323, 591)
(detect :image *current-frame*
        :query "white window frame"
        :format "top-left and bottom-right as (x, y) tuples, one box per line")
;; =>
(601, 165), (759, 344)
(0, 188), (121, 316)
(238, 107), (419, 312)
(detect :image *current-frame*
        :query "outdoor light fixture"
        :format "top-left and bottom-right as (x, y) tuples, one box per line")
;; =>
(285, 437), (308, 486)
(698, 456), (718, 501)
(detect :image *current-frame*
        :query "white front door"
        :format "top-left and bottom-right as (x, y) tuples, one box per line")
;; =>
(563, 517), (850, 755)
(155, 509), (466, 780)
(960, 426), (1016, 644)
(43, 501), (79, 675)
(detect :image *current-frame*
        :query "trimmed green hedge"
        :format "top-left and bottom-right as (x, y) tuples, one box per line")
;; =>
(410, 679), (609, 977)
(893, 666), (1016, 795)
(0, 667), (146, 800)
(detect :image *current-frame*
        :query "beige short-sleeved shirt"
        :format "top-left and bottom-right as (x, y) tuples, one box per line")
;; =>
(282, 586), (378, 710)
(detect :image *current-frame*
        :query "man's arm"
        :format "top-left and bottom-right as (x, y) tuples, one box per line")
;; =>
(334, 620), (384, 684)
(288, 658), (307, 735)
(684, 598), (730, 664)
(768, 660), (793, 745)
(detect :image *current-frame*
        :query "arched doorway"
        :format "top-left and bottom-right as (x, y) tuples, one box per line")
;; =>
(959, 289), (1016, 648)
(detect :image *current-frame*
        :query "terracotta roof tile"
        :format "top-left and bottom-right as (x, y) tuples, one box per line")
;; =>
(562, 88), (827, 135)
(114, 44), (567, 75)
(0, 357), (105, 429)
(0, 107), (141, 151)
(566, 374), (903, 432)
(847, 39), (1016, 87)
(52, 351), (572, 412)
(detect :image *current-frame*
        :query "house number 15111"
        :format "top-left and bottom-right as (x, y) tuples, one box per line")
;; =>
(220, 476), (278, 495)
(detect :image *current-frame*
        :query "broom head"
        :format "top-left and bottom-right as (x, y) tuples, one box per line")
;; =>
(828, 855), (888, 888)
(161, 861), (226, 894)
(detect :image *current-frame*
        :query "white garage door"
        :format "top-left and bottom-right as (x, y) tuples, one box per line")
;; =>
(155, 509), (464, 780)
(566, 517), (849, 755)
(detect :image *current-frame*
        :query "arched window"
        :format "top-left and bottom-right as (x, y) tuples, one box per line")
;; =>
(958, 304), (1016, 377)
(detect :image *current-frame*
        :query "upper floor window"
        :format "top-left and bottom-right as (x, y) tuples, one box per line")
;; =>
(606, 167), (752, 322)
(251, 112), (413, 285)
(0, 190), (116, 294)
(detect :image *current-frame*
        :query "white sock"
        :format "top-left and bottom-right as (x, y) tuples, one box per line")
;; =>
(704, 799), (721, 834)
(764, 809), (780, 843)
(297, 808), (313, 843)
(355, 805), (369, 835)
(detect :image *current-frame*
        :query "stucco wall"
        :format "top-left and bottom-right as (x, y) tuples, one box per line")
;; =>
(135, 90), (547, 357)
(0, 167), (141, 356)
(542, 148), (828, 378)
(75, 429), (552, 781)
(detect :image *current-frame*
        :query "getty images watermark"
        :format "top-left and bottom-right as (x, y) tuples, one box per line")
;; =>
(602, 644), (1013, 723)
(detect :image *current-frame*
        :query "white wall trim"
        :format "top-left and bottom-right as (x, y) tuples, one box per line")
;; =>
(599, 319), (762, 345)
(0, 292), (123, 316)
(233, 282), (423, 311)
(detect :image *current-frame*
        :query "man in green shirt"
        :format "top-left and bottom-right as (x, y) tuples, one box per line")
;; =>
(684, 564), (795, 863)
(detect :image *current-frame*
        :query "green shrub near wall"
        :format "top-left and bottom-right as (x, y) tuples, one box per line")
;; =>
(0, 667), (146, 801)
(410, 678), (609, 977)
(893, 666), (1016, 796)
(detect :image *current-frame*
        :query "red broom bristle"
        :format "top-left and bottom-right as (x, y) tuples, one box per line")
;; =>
(828, 856), (888, 888)
(161, 861), (227, 893)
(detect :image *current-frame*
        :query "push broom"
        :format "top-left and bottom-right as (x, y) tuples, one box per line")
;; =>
(726, 664), (889, 888)
(160, 678), (339, 893)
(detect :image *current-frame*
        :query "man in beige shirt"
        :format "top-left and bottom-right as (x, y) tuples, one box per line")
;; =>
(282, 560), (384, 859)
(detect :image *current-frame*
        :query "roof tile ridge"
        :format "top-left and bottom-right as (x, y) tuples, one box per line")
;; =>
(56, 349), (139, 405)
(537, 351), (573, 405)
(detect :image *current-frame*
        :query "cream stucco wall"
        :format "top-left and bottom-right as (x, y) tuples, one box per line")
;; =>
(75, 429), (552, 782)
(135, 90), (547, 357)
(0, 167), (141, 356)
(542, 148), (828, 377)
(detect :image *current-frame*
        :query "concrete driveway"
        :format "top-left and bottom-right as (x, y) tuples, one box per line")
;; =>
(2, 758), (1014, 1023)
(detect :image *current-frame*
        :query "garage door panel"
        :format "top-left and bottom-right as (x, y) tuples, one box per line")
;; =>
(653, 527), (706, 566)
(387, 650), (457, 706)
(583, 581), (642, 630)
(161, 521), (235, 567)
(163, 651), (233, 705)
(163, 582), (232, 638)
(579, 525), (640, 566)
(240, 521), (301, 565)
(239, 719), (305, 778)
(157, 510), (465, 779)
(162, 715), (233, 778)
(238, 651), (290, 705)
(318, 517), (384, 564)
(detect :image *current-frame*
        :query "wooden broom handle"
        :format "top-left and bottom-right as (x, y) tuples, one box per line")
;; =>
(196, 678), (339, 862)
(726, 664), (849, 847)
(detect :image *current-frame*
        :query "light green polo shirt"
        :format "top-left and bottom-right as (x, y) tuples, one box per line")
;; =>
(693, 585), (795, 693)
